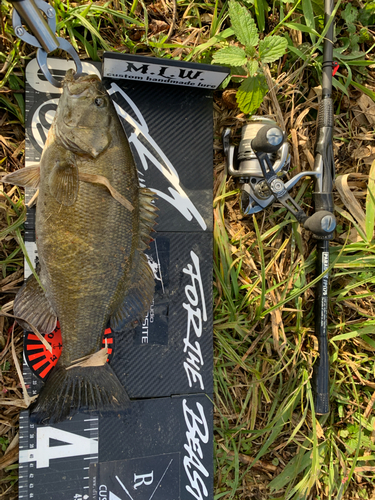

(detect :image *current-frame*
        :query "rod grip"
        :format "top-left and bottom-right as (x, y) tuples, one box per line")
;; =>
(318, 97), (334, 128)
(313, 240), (330, 414)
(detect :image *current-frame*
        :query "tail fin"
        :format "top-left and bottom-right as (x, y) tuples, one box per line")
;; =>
(30, 364), (129, 424)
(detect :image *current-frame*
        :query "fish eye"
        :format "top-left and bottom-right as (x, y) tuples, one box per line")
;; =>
(94, 97), (105, 107)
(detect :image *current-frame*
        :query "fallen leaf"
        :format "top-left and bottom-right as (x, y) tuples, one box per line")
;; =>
(336, 174), (366, 232)
(358, 94), (375, 126)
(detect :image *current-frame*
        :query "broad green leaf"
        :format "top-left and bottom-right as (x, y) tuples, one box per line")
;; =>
(366, 159), (375, 241)
(359, 2), (375, 25)
(236, 74), (268, 115)
(269, 448), (313, 491)
(342, 3), (358, 25)
(247, 59), (258, 76)
(245, 45), (257, 57)
(212, 46), (247, 67)
(228, 0), (259, 48)
(230, 65), (247, 77)
(338, 51), (367, 61)
(219, 74), (232, 90)
(72, 29), (99, 61)
(259, 36), (288, 63)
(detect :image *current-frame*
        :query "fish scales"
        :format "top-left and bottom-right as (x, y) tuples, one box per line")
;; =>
(37, 127), (139, 363)
(4, 71), (156, 422)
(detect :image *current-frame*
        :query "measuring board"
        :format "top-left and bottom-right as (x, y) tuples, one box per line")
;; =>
(18, 57), (229, 500)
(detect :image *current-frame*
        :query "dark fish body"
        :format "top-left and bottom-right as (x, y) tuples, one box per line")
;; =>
(4, 71), (156, 422)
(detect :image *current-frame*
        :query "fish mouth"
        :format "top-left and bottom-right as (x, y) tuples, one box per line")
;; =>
(55, 69), (111, 157)
(63, 69), (102, 98)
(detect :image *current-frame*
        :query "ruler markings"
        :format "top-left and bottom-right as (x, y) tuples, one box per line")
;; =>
(20, 62), (102, 500)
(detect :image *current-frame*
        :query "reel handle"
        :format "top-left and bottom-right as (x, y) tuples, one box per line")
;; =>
(303, 210), (336, 238)
(251, 125), (285, 154)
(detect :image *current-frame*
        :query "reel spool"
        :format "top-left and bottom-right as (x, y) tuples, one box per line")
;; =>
(223, 117), (291, 214)
(223, 117), (336, 238)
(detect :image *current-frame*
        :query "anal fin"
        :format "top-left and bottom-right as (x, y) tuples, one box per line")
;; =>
(14, 273), (57, 334)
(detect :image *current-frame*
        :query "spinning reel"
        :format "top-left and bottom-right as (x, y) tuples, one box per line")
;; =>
(223, 117), (336, 239)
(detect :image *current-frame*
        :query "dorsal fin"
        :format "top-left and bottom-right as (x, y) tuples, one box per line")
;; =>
(110, 252), (155, 331)
(110, 187), (158, 331)
(138, 188), (158, 249)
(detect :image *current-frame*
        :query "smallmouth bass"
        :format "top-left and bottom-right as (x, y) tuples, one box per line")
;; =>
(4, 71), (156, 423)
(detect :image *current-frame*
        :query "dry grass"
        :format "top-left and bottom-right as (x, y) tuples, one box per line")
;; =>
(0, 103), (26, 500)
(1, 0), (375, 499)
(212, 63), (375, 499)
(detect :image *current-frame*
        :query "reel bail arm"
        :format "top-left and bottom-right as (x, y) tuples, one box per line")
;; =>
(251, 124), (336, 239)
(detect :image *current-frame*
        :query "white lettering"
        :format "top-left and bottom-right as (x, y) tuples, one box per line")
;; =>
(99, 484), (108, 499)
(142, 314), (149, 344)
(133, 471), (154, 489)
(183, 400), (209, 500)
(183, 349), (204, 390)
(107, 84), (207, 230)
(150, 301), (155, 323)
(182, 252), (207, 389)
(103, 57), (224, 88)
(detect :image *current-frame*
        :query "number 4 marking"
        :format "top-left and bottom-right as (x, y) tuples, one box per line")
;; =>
(19, 427), (98, 468)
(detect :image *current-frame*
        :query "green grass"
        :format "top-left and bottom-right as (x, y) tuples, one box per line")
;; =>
(1, 0), (375, 498)
(213, 160), (375, 498)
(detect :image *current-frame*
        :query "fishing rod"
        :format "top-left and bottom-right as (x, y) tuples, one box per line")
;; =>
(309, 0), (336, 415)
(223, 0), (336, 414)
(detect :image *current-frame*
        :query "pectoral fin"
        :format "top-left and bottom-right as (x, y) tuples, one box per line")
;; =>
(49, 160), (79, 206)
(2, 164), (40, 188)
(14, 273), (57, 334)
